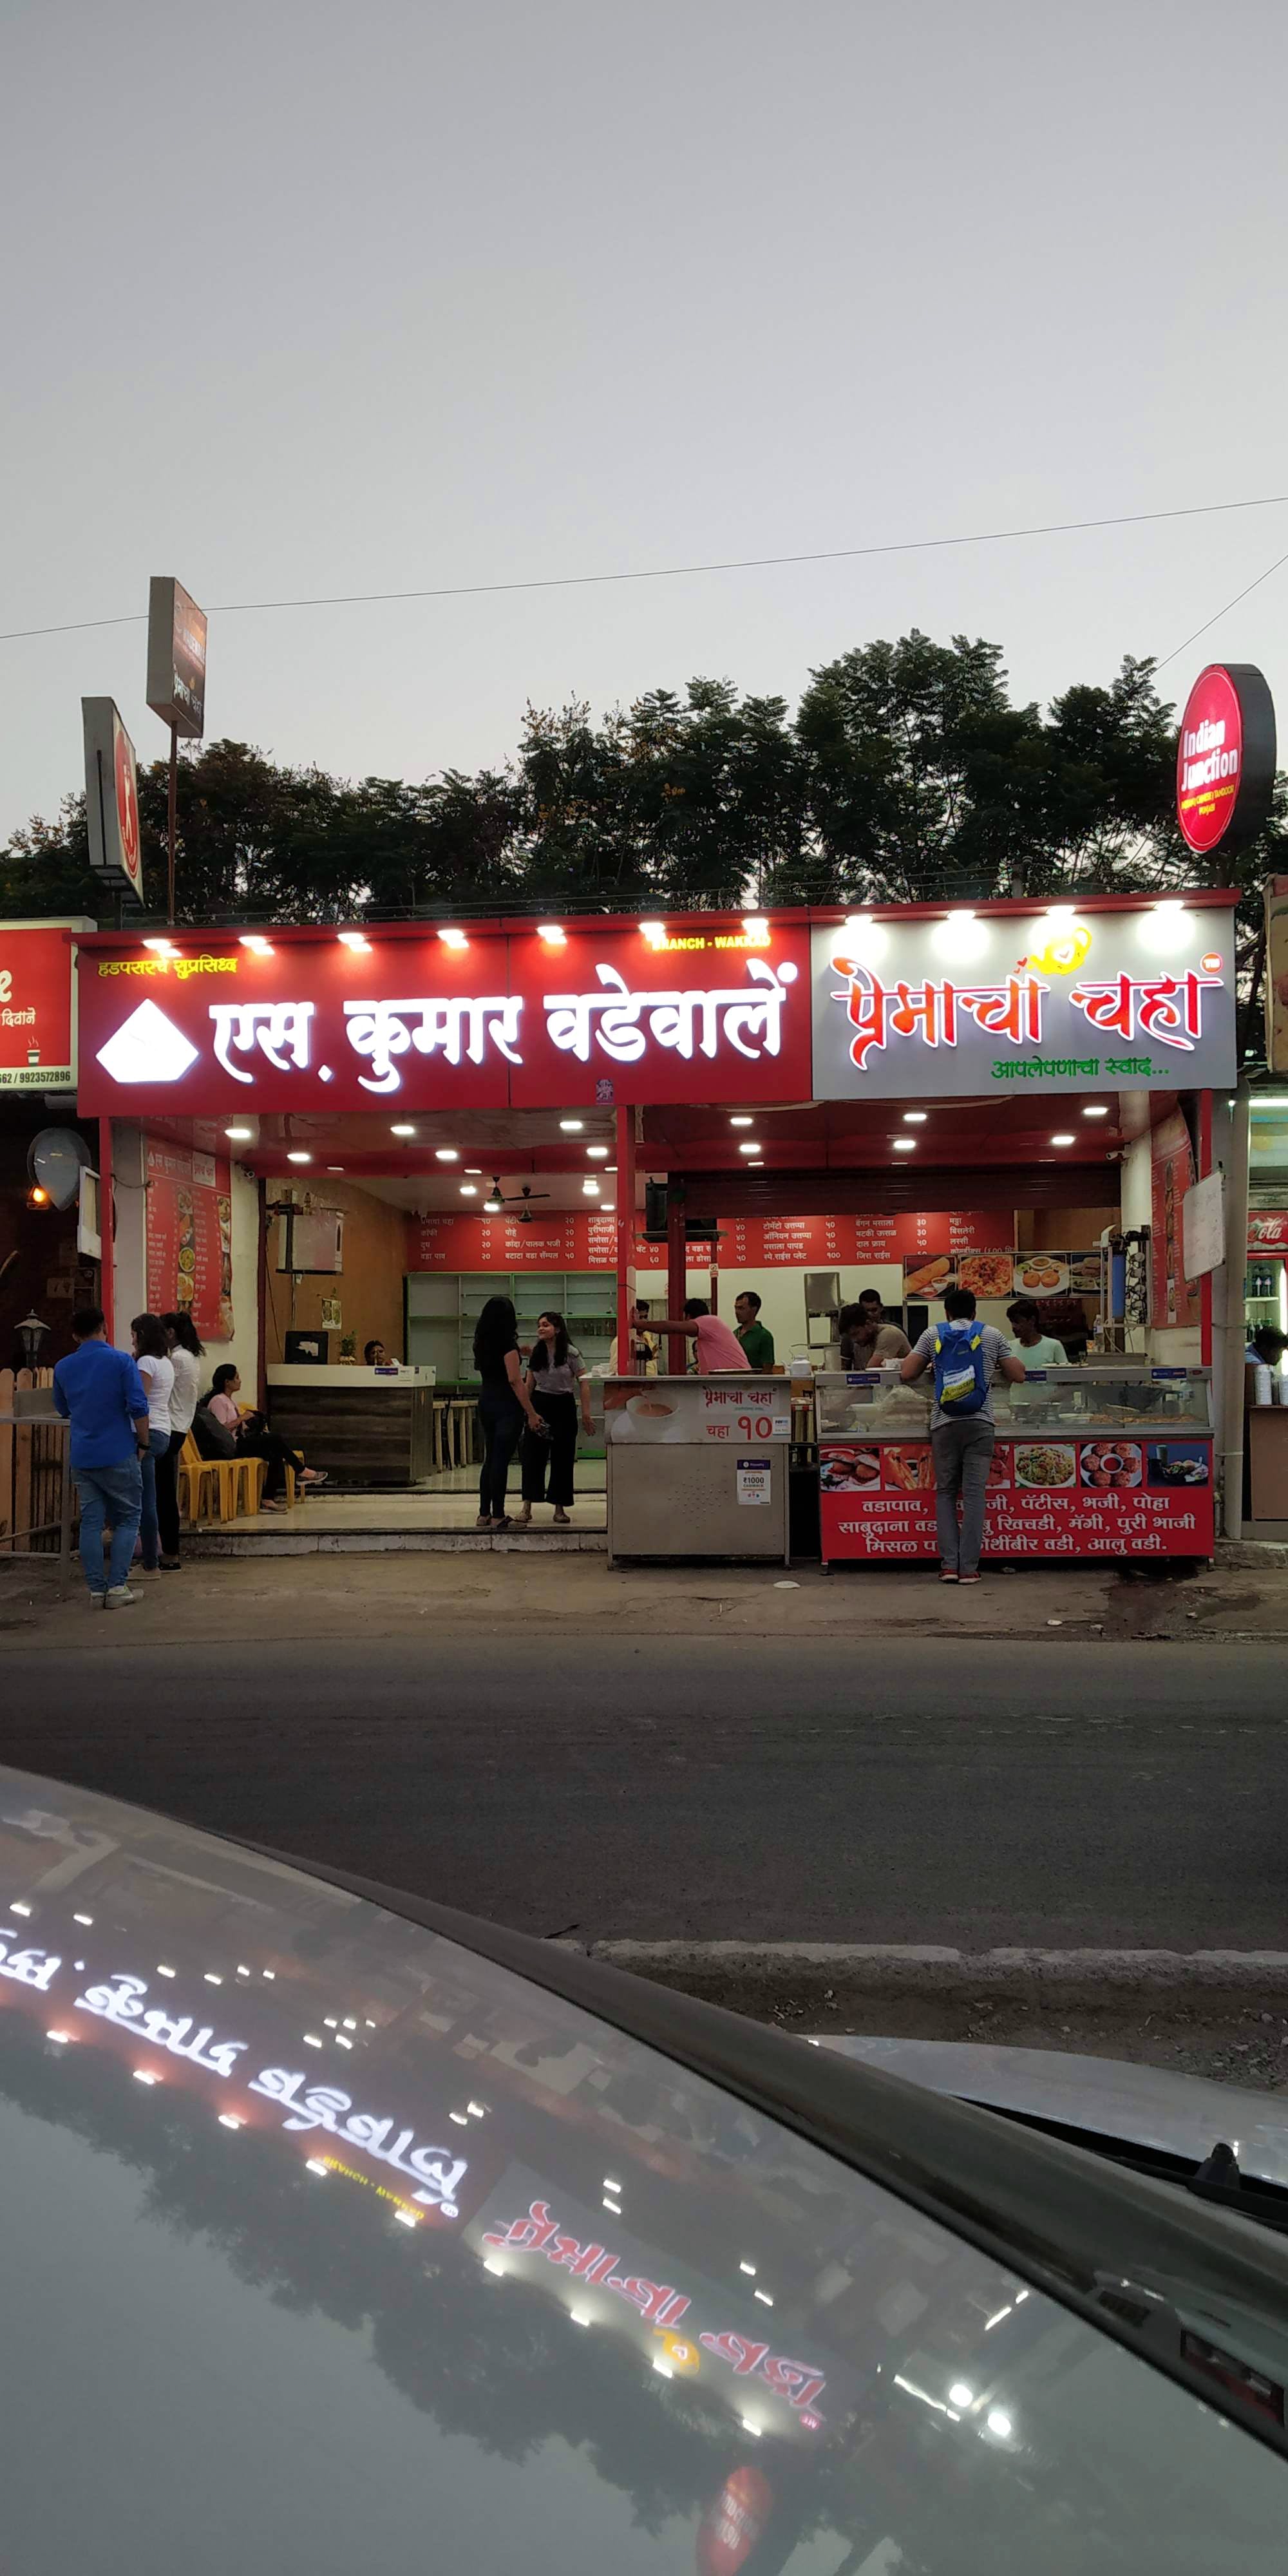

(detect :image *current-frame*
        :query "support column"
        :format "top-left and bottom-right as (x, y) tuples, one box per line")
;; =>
(614, 1107), (635, 1371)
(1220, 1081), (1251, 1539)
(1198, 1088), (1213, 1369)
(98, 1117), (115, 1343)
(665, 1184), (687, 1374)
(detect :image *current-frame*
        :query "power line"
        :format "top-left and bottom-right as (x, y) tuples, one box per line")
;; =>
(3, 490), (1288, 648)
(1155, 542), (1288, 670)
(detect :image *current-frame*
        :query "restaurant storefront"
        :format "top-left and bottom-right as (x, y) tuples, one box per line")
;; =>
(69, 891), (1242, 1560)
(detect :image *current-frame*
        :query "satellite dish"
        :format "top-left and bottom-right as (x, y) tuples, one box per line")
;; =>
(27, 1127), (92, 1213)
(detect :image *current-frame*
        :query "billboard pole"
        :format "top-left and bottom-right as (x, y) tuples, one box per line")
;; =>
(167, 722), (179, 926)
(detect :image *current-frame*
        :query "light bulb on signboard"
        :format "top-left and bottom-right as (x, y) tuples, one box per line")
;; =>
(833, 915), (889, 969)
(1140, 898), (1191, 956)
(930, 909), (990, 963)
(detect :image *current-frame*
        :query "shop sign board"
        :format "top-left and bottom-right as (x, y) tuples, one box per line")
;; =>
(76, 922), (811, 1115)
(0, 919), (85, 1090)
(603, 1381), (790, 1443)
(1151, 1107), (1199, 1329)
(1248, 1211), (1288, 1255)
(820, 1441), (1214, 1560)
(145, 1139), (234, 1341)
(82, 699), (144, 905)
(146, 576), (207, 739)
(1176, 663), (1274, 855)
(811, 904), (1238, 1101)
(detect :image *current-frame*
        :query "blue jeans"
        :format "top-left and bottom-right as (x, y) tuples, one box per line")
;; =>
(139, 1428), (169, 1569)
(74, 1460), (144, 1596)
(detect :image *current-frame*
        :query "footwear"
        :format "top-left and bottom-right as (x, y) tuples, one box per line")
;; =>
(104, 1585), (139, 1608)
(939, 1569), (958, 1582)
(514, 1506), (532, 1526)
(959, 1571), (981, 1584)
(158, 1557), (182, 1571)
(475, 1513), (494, 1531)
(259, 1500), (286, 1514)
(553, 1508), (571, 1526)
(299, 1468), (327, 1484)
(89, 1590), (108, 1608)
(493, 1514), (512, 1533)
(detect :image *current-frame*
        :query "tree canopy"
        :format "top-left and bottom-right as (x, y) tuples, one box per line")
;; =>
(4, 636), (1283, 950)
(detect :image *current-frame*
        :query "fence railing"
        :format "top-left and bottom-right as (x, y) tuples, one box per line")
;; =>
(0, 1369), (72, 1566)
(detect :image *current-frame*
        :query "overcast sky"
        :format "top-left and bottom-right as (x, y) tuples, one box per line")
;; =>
(4, 0), (1287, 842)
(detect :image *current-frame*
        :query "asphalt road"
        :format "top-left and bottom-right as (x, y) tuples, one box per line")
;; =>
(1, 1634), (1283, 1949)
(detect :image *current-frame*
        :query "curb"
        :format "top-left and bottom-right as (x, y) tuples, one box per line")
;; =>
(579, 1941), (1288, 2017)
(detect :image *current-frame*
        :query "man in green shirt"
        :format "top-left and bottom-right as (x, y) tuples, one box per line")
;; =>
(734, 1290), (775, 1370)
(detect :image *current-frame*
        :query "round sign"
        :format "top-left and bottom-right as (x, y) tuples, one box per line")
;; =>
(114, 721), (140, 876)
(696, 2467), (773, 2576)
(1176, 662), (1276, 856)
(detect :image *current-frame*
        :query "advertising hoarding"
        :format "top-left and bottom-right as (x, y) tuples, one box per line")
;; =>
(146, 576), (207, 739)
(1176, 663), (1274, 855)
(811, 903), (1238, 1101)
(0, 918), (86, 1090)
(82, 699), (144, 905)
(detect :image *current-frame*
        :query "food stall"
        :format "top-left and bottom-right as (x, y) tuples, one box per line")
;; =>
(817, 1365), (1215, 1567)
(603, 1374), (791, 1565)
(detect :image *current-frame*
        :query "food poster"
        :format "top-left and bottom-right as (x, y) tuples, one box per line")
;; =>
(820, 1438), (1213, 1559)
(902, 1251), (1014, 1301)
(145, 1140), (234, 1342)
(1150, 1109), (1200, 1330)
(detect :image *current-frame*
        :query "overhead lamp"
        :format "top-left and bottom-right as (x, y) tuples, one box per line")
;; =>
(949, 2382), (974, 2410)
(730, 1115), (754, 1127)
(484, 1182), (502, 1211)
(602, 1202), (615, 1213)
(583, 1177), (600, 1195)
(435, 1148), (459, 1162)
(390, 1123), (416, 1137)
(586, 1145), (610, 1159)
(1043, 906), (1077, 930)
(1082, 1104), (1110, 1119)
(985, 2409), (1013, 2441)
(536, 923), (567, 945)
(737, 1141), (761, 1154)
(892, 1137), (917, 1152)
(742, 915), (770, 940)
(639, 919), (667, 945)
(438, 927), (468, 949)
(287, 1151), (312, 1164)
(930, 907), (990, 963)
(143, 938), (179, 957)
(326, 1165), (345, 1171)
(1141, 897), (1190, 956)
(465, 1166), (483, 1173)
(26, 1184), (51, 1208)
(225, 1126), (253, 1141)
(337, 930), (370, 952)
(835, 914), (889, 966)
(559, 1118), (585, 1132)
(903, 1110), (927, 1124)
(239, 934), (274, 955)
(1050, 1132), (1076, 1147)
(460, 1184), (478, 1197)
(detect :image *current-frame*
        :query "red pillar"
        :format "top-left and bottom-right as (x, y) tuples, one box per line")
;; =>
(98, 1117), (115, 1343)
(1199, 1088), (1213, 1368)
(614, 1108), (635, 1372)
(665, 1187), (687, 1374)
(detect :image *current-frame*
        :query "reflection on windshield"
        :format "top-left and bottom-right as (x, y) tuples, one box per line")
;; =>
(1, 1777), (1285, 2573)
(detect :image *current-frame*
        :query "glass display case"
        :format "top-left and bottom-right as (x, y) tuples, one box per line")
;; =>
(813, 1367), (1214, 1566)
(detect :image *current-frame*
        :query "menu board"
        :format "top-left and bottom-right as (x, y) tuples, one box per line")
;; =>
(407, 1208), (1012, 1275)
(820, 1436), (1213, 1560)
(145, 1139), (234, 1342)
(409, 1209), (620, 1269)
(1151, 1110), (1200, 1329)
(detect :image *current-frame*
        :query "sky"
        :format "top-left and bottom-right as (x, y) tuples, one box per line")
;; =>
(4, 0), (1288, 843)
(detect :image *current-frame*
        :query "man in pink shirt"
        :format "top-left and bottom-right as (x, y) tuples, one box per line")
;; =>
(657, 1298), (748, 1373)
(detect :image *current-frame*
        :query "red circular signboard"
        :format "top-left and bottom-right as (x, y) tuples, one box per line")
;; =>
(1176, 661), (1276, 856)
(696, 2467), (773, 2576)
(114, 721), (140, 875)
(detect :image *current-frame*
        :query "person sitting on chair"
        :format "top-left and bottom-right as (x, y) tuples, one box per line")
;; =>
(204, 1365), (326, 1511)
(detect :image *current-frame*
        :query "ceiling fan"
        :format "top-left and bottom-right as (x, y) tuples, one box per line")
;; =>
(484, 1179), (551, 1220)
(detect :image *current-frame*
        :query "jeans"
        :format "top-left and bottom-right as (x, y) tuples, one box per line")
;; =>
(521, 1391), (579, 1506)
(155, 1428), (184, 1558)
(478, 1388), (524, 1520)
(74, 1459), (143, 1596)
(931, 1417), (995, 1576)
(138, 1428), (170, 1569)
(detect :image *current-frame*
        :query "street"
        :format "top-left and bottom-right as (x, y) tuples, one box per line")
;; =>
(1, 1557), (1284, 1951)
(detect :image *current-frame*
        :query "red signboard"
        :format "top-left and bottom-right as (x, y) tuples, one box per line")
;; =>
(1151, 1108), (1199, 1330)
(145, 1139), (234, 1341)
(406, 1207), (1012, 1274)
(696, 2468), (774, 2576)
(820, 1441), (1214, 1560)
(409, 1209), (620, 1269)
(77, 922), (811, 1117)
(1176, 663), (1276, 855)
(1248, 1212), (1288, 1255)
(0, 922), (77, 1091)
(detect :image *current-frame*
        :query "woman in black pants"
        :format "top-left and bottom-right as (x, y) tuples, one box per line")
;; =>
(473, 1296), (544, 1531)
(516, 1310), (594, 1526)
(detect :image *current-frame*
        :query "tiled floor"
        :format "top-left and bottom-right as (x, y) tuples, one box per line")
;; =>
(189, 1468), (607, 1551)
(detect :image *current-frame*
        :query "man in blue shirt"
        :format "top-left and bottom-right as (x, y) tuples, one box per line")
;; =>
(53, 1307), (151, 1606)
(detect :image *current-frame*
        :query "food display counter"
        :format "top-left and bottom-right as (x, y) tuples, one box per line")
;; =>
(816, 1366), (1215, 1567)
(603, 1375), (792, 1564)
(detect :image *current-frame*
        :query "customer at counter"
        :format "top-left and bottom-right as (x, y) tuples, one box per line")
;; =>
(734, 1291), (775, 1370)
(657, 1298), (747, 1373)
(1004, 1298), (1068, 1366)
(840, 1292), (911, 1367)
(901, 1288), (1025, 1584)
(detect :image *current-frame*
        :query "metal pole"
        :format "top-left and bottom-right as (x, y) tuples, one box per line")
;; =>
(1198, 1088), (1213, 1368)
(59, 1435), (74, 1584)
(614, 1107), (635, 1370)
(98, 1116), (115, 1343)
(166, 721), (178, 927)
(1219, 1079), (1251, 1539)
(665, 1186), (687, 1372)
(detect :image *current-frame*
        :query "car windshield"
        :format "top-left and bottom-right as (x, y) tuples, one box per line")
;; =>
(1, 1769), (1285, 2574)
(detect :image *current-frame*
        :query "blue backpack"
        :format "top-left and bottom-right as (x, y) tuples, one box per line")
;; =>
(932, 1320), (989, 1415)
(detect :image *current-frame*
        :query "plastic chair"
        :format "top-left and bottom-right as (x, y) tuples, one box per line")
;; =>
(238, 1406), (296, 1508)
(178, 1434), (224, 1528)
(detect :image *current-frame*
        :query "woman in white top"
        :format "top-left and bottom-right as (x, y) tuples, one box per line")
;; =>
(131, 1313), (175, 1575)
(516, 1310), (594, 1526)
(157, 1310), (204, 1568)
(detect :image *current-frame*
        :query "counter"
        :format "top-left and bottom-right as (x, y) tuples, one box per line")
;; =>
(603, 1375), (792, 1564)
(266, 1365), (435, 1486)
(1249, 1405), (1288, 1524)
(815, 1365), (1215, 1566)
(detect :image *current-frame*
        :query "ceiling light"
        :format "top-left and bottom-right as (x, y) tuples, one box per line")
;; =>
(1141, 898), (1191, 956)
(583, 1177), (600, 1195)
(1082, 1104), (1110, 1118)
(742, 915), (769, 939)
(737, 1141), (762, 1154)
(537, 923), (567, 945)
(639, 919), (666, 943)
(439, 927), (468, 949)
(730, 1115), (754, 1127)
(133, 2069), (158, 2085)
(390, 1123), (416, 1137)
(559, 1118), (585, 1132)
(143, 938), (178, 957)
(587, 1144), (610, 1159)
(435, 1147), (459, 1162)
(835, 914), (889, 967)
(892, 1137), (917, 1152)
(931, 908), (990, 963)
(219, 2113), (243, 2129)
(985, 2408), (1013, 2441)
(225, 1126), (253, 1141)
(337, 930), (370, 952)
(1050, 1132), (1076, 1147)
(239, 934), (274, 955)
(484, 1193), (502, 1213)
(327, 1165), (345, 1171)
(903, 1110), (927, 1123)
(460, 1184), (478, 1197)
(949, 2382), (974, 2409)
(466, 1166), (482, 1173)
(287, 1151), (312, 1164)
(1043, 906), (1077, 930)
(602, 1202), (615, 1213)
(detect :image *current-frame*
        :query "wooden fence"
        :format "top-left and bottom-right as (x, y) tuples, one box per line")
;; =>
(0, 1368), (66, 1553)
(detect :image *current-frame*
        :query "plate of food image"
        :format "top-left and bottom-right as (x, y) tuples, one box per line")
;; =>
(1079, 1441), (1143, 1490)
(820, 1446), (881, 1493)
(958, 1253), (1014, 1299)
(1014, 1442), (1076, 1488)
(1019, 1258), (1069, 1295)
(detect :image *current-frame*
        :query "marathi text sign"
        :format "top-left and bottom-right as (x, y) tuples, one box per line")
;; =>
(0, 922), (79, 1090)
(77, 923), (811, 1115)
(820, 1439), (1213, 1559)
(811, 906), (1237, 1099)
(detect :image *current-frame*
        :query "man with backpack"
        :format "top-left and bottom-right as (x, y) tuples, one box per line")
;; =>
(900, 1287), (1025, 1582)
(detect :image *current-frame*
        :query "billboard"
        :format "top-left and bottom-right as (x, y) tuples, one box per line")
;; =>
(82, 699), (144, 905)
(1175, 663), (1275, 855)
(0, 918), (88, 1091)
(811, 902), (1238, 1101)
(146, 576), (207, 739)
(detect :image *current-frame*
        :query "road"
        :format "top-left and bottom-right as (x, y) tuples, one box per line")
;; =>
(1, 1633), (1283, 1949)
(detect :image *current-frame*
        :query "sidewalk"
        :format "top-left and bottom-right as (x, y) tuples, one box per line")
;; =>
(4, 1548), (1288, 1651)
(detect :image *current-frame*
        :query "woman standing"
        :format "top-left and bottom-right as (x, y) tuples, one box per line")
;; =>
(516, 1310), (593, 1526)
(131, 1313), (175, 1576)
(473, 1295), (544, 1532)
(156, 1311), (204, 1568)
